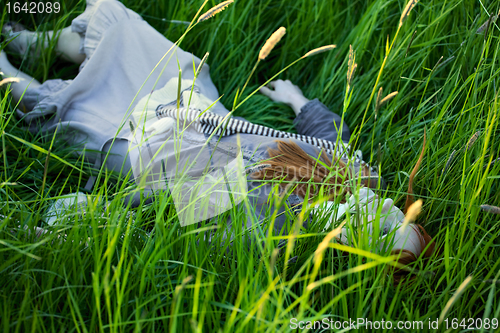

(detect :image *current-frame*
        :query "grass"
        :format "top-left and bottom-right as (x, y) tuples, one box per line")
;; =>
(1, 0), (500, 332)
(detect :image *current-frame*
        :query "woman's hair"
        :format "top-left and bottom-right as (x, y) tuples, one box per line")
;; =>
(389, 129), (435, 283)
(250, 140), (373, 202)
(390, 224), (435, 283)
(252, 139), (435, 283)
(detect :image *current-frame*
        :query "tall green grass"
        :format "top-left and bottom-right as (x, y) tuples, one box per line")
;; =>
(1, 0), (500, 332)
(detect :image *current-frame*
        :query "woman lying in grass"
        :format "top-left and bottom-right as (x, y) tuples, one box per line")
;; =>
(1, 0), (434, 279)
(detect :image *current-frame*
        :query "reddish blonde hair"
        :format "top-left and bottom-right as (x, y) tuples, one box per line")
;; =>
(252, 139), (435, 283)
(390, 224), (435, 283)
(390, 128), (435, 283)
(250, 140), (373, 202)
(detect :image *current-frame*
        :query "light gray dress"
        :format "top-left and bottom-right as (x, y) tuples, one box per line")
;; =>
(19, 0), (381, 236)
(19, 0), (230, 163)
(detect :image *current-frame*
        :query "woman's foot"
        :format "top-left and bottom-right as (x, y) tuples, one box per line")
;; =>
(2, 21), (43, 59)
(2, 23), (85, 64)
(2, 21), (26, 34)
(0, 49), (41, 108)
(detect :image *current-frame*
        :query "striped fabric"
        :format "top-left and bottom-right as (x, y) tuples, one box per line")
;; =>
(155, 105), (375, 172)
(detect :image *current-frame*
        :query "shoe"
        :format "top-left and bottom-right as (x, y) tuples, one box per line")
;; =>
(44, 192), (89, 226)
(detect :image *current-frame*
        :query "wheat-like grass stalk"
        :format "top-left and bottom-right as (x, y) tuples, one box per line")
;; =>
(302, 45), (336, 58)
(399, 0), (419, 27)
(432, 56), (444, 72)
(376, 87), (383, 109)
(401, 199), (422, 231)
(197, 0), (234, 23)
(359, 0), (416, 161)
(346, 45), (357, 91)
(195, 52), (209, 76)
(237, 34), (337, 110)
(438, 276), (473, 325)
(442, 131), (480, 176)
(442, 149), (456, 177)
(379, 91), (398, 108)
(464, 131), (480, 151)
(374, 87), (383, 121)
(313, 221), (345, 266)
(480, 205), (500, 214)
(238, 26), (286, 104)
(374, 89), (398, 123)
(259, 27), (286, 60)
(0, 77), (21, 86)
(405, 30), (417, 56)
(476, 14), (498, 35)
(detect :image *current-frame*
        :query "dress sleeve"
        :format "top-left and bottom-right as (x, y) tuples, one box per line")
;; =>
(293, 99), (351, 143)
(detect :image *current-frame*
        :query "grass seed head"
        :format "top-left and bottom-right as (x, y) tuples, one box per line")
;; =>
(480, 205), (500, 214)
(379, 91), (399, 108)
(0, 77), (21, 86)
(442, 149), (456, 177)
(438, 276), (473, 324)
(197, 0), (234, 23)
(376, 87), (383, 109)
(375, 87), (383, 119)
(465, 131), (480, 151)
(399, 0), (419, 27)
(196, 52), (209, 75)
(402, 199), (422, 231)
(476, 14), (498, 34)
(347, 45), (357, 88)
(302, 45), (336, 58)
(259, 27), (286, 60)
(314, 222), (344, 263)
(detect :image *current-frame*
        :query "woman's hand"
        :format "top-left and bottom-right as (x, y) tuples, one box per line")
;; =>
(259, 79), (310, 116)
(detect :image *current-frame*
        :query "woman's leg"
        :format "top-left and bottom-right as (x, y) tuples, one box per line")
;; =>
(1, 23), (84, 107)
(52, 27), (86, 64)
(0, 50), (41, 107)
(2, 24), (85, 64)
